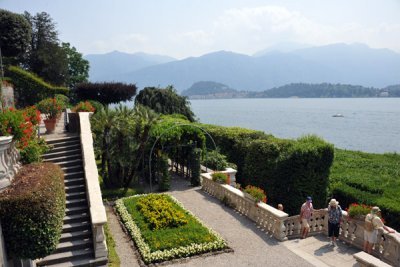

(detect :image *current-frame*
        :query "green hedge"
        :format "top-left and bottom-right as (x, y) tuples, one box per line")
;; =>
(330, 149), (400, 229)
(6, 66), (69, 107)
(198, 123), (334, 215)
(0, 163), (65, 259)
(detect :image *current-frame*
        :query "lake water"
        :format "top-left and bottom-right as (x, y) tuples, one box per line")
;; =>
(189, 98), (400, 154)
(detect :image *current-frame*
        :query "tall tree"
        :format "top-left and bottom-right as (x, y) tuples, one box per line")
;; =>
(24, 12), (68, 85)
(0, 9), (31, 65)
(61, 42), (89, 89)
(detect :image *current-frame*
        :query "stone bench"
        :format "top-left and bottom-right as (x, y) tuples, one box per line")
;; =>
(353, 252), (392, 267)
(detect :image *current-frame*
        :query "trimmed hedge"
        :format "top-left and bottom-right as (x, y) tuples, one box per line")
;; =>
(0, 163), (65, 259)
(198, 123), (334, 215)
(330, 149), (400, 229)
(5, 66), (69, 108)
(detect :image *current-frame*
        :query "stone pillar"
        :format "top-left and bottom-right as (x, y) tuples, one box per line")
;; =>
(0, 136), (13, 190)
(93, 225), (107, 258)
(221, 168), (237, 186)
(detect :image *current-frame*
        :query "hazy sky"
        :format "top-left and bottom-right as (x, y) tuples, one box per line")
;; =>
(2, 0), (400, 59)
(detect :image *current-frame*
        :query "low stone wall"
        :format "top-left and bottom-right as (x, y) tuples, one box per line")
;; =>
(201, 172), (400, 266)
(79, 112), (108, 258)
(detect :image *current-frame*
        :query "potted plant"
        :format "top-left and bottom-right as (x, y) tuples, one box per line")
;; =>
(211, 172), (228, 184)
(37, 98), (61, 133)
(347, 203), (372, 220)
(72, 101), (95, 113)
(243, 185), (267, 205)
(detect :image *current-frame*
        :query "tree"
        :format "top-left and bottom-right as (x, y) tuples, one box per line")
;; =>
(0, 9), (31, 64)
(135, 85), (196, 122)
(75, 82), (137, 105)
(23, 11), (68, 85)
(61, 42), (89, 89)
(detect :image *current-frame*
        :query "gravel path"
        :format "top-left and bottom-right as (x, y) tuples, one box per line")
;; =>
(105, 175), (314, 267)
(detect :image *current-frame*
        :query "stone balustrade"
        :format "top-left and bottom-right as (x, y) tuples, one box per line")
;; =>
(201, 172), (289, 241)
(0, 136), (20, 191)
(79, 112), (108, 258)
(201, 172), (400, 266)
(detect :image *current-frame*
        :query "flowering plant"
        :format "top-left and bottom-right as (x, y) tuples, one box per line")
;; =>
(347, 203), (372, 218)
(72, 101), (95, 112)
(244, 185), (267, 203)
(37, 98), (61, 120)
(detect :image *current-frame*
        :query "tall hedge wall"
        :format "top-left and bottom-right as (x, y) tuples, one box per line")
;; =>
(199, 123), (334, 215)
(0, 163), (65, 259)
(6, 66), (69, 107)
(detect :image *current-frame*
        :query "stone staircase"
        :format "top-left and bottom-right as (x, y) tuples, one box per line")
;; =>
(36, 136), (107, 267)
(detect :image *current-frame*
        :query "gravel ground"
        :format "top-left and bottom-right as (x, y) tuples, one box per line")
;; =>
(106, 175), (315, 267)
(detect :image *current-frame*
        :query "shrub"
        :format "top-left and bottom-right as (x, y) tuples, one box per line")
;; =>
(55, 94), (70, 109)
(86, 100), (103, 114)
(211, 172), (228, 184)
(347, 203), (372, 218)
(0, 163), (65, 259)
(244, 185), (267, 203)
(37, 98), (62, 119)
(201, 149), (230, 171)
(75, 82), (137, 105)
(5, 66), (68, 108)
(72, 101), (95, 112)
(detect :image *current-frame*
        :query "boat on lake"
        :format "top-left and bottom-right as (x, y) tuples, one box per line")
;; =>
(332, 113), (344, 117)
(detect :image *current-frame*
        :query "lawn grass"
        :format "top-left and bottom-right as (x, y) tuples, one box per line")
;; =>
(116, 193), (227, 264)
(330, 149), (400, 228)
(104, 222), (120, 267)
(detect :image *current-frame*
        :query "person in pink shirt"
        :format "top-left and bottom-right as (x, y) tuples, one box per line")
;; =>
(300, 196), (314, 239)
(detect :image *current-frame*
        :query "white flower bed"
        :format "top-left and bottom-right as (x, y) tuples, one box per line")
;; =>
(115, 193), (227, 264)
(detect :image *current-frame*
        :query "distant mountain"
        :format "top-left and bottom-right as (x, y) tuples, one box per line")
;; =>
(87, 44), (400, 91)
(84, 51), (176, 82)
(253, 41), (311, 56)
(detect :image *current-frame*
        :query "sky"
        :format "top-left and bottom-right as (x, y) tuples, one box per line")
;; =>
(1, 0), (400, 59)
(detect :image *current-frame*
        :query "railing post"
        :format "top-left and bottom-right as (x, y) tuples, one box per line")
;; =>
(0, 136), (14, 190)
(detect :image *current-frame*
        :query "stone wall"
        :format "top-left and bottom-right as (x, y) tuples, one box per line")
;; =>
(1, 81), (14, 109)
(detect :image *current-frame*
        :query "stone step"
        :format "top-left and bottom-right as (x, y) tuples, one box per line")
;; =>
(43, 149), (82, 160)
(36, 247), (94, 266)
(57, 159), (83, 168)
(39, 256), (108, 267)
(65, 177), (85, 187)
(63, 212), (90, 224)
(65, 205), (89, 216)
(55, 238), (92, 254)
(43, 153), (82, 164)
(65, 184), (86, 194)
(64, 171), (85, 180)
(62, 165), (84, 174)
(66, 198), (87, 208)
(50, 143), (81, 154)
(66, 191), (86, 200)
(62, 221), (91, 233)
(46, 136), (80, 146)
(60, 229), (92, 243)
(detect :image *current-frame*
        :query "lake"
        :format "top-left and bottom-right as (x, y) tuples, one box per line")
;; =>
(189, 98), (400, 154)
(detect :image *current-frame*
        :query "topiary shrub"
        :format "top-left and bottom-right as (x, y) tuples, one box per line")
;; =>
(211, 172), (228, 184)
(0, 163), (65, 259)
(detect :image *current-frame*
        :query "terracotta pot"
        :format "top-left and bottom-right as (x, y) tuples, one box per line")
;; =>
(44, 118), (57, 134)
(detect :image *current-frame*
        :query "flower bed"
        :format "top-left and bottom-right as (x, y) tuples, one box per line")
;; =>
(115, 193), (228, 264)
(347, 203), (372, 219)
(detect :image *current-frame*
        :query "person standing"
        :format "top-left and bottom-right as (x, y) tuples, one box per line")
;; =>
(300, 196), (313, 239)
(363, 206), (395, 254)
(327, 199), (342, 246)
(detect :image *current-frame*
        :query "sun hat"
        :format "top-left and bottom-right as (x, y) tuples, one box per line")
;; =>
(371, 206), (381, 214)
(329, 199), (339, 206)
(306, 196), (312, 202)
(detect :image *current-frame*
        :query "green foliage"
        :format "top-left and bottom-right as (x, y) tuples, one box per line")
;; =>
(244, 185), (267, 203)
(190, 148), (201, 186)
(157, 153), (171, 191)
(135, 86), (195, 122)
(61, 42), (89, 89)
(211, 172), (228, 184)
(104, 223), (121, 267)
(6, 66), (68, 108)
(86, 100), (103, 114)
(36, 97), (62, 119)
(136, 194), (188, 230)
(75, 82), (137, 105)
(347, 203), (372, 218)
(55, 94), (70, 109)
(19, 137), (49, 164)
(0, 9), (31, 58)
(243, 135), (334, 215)
(0, 163), (65, 259)
(202, 149), (230, 171)
(330, 149), (400, 229)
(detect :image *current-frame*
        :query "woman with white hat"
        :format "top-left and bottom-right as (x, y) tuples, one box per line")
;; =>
(327, 199), (342, 246)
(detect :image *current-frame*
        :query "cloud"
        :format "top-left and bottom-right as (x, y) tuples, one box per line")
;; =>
(90, 33), (149, 53)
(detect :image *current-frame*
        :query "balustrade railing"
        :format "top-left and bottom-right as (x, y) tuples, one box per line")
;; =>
(0, 136), (20, 191)
(201, 172), (400, 266)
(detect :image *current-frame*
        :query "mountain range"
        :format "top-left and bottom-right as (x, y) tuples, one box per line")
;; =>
(85, 43), (400, 92)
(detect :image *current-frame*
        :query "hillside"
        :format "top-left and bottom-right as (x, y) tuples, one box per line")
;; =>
(181, 81), (246, 99)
